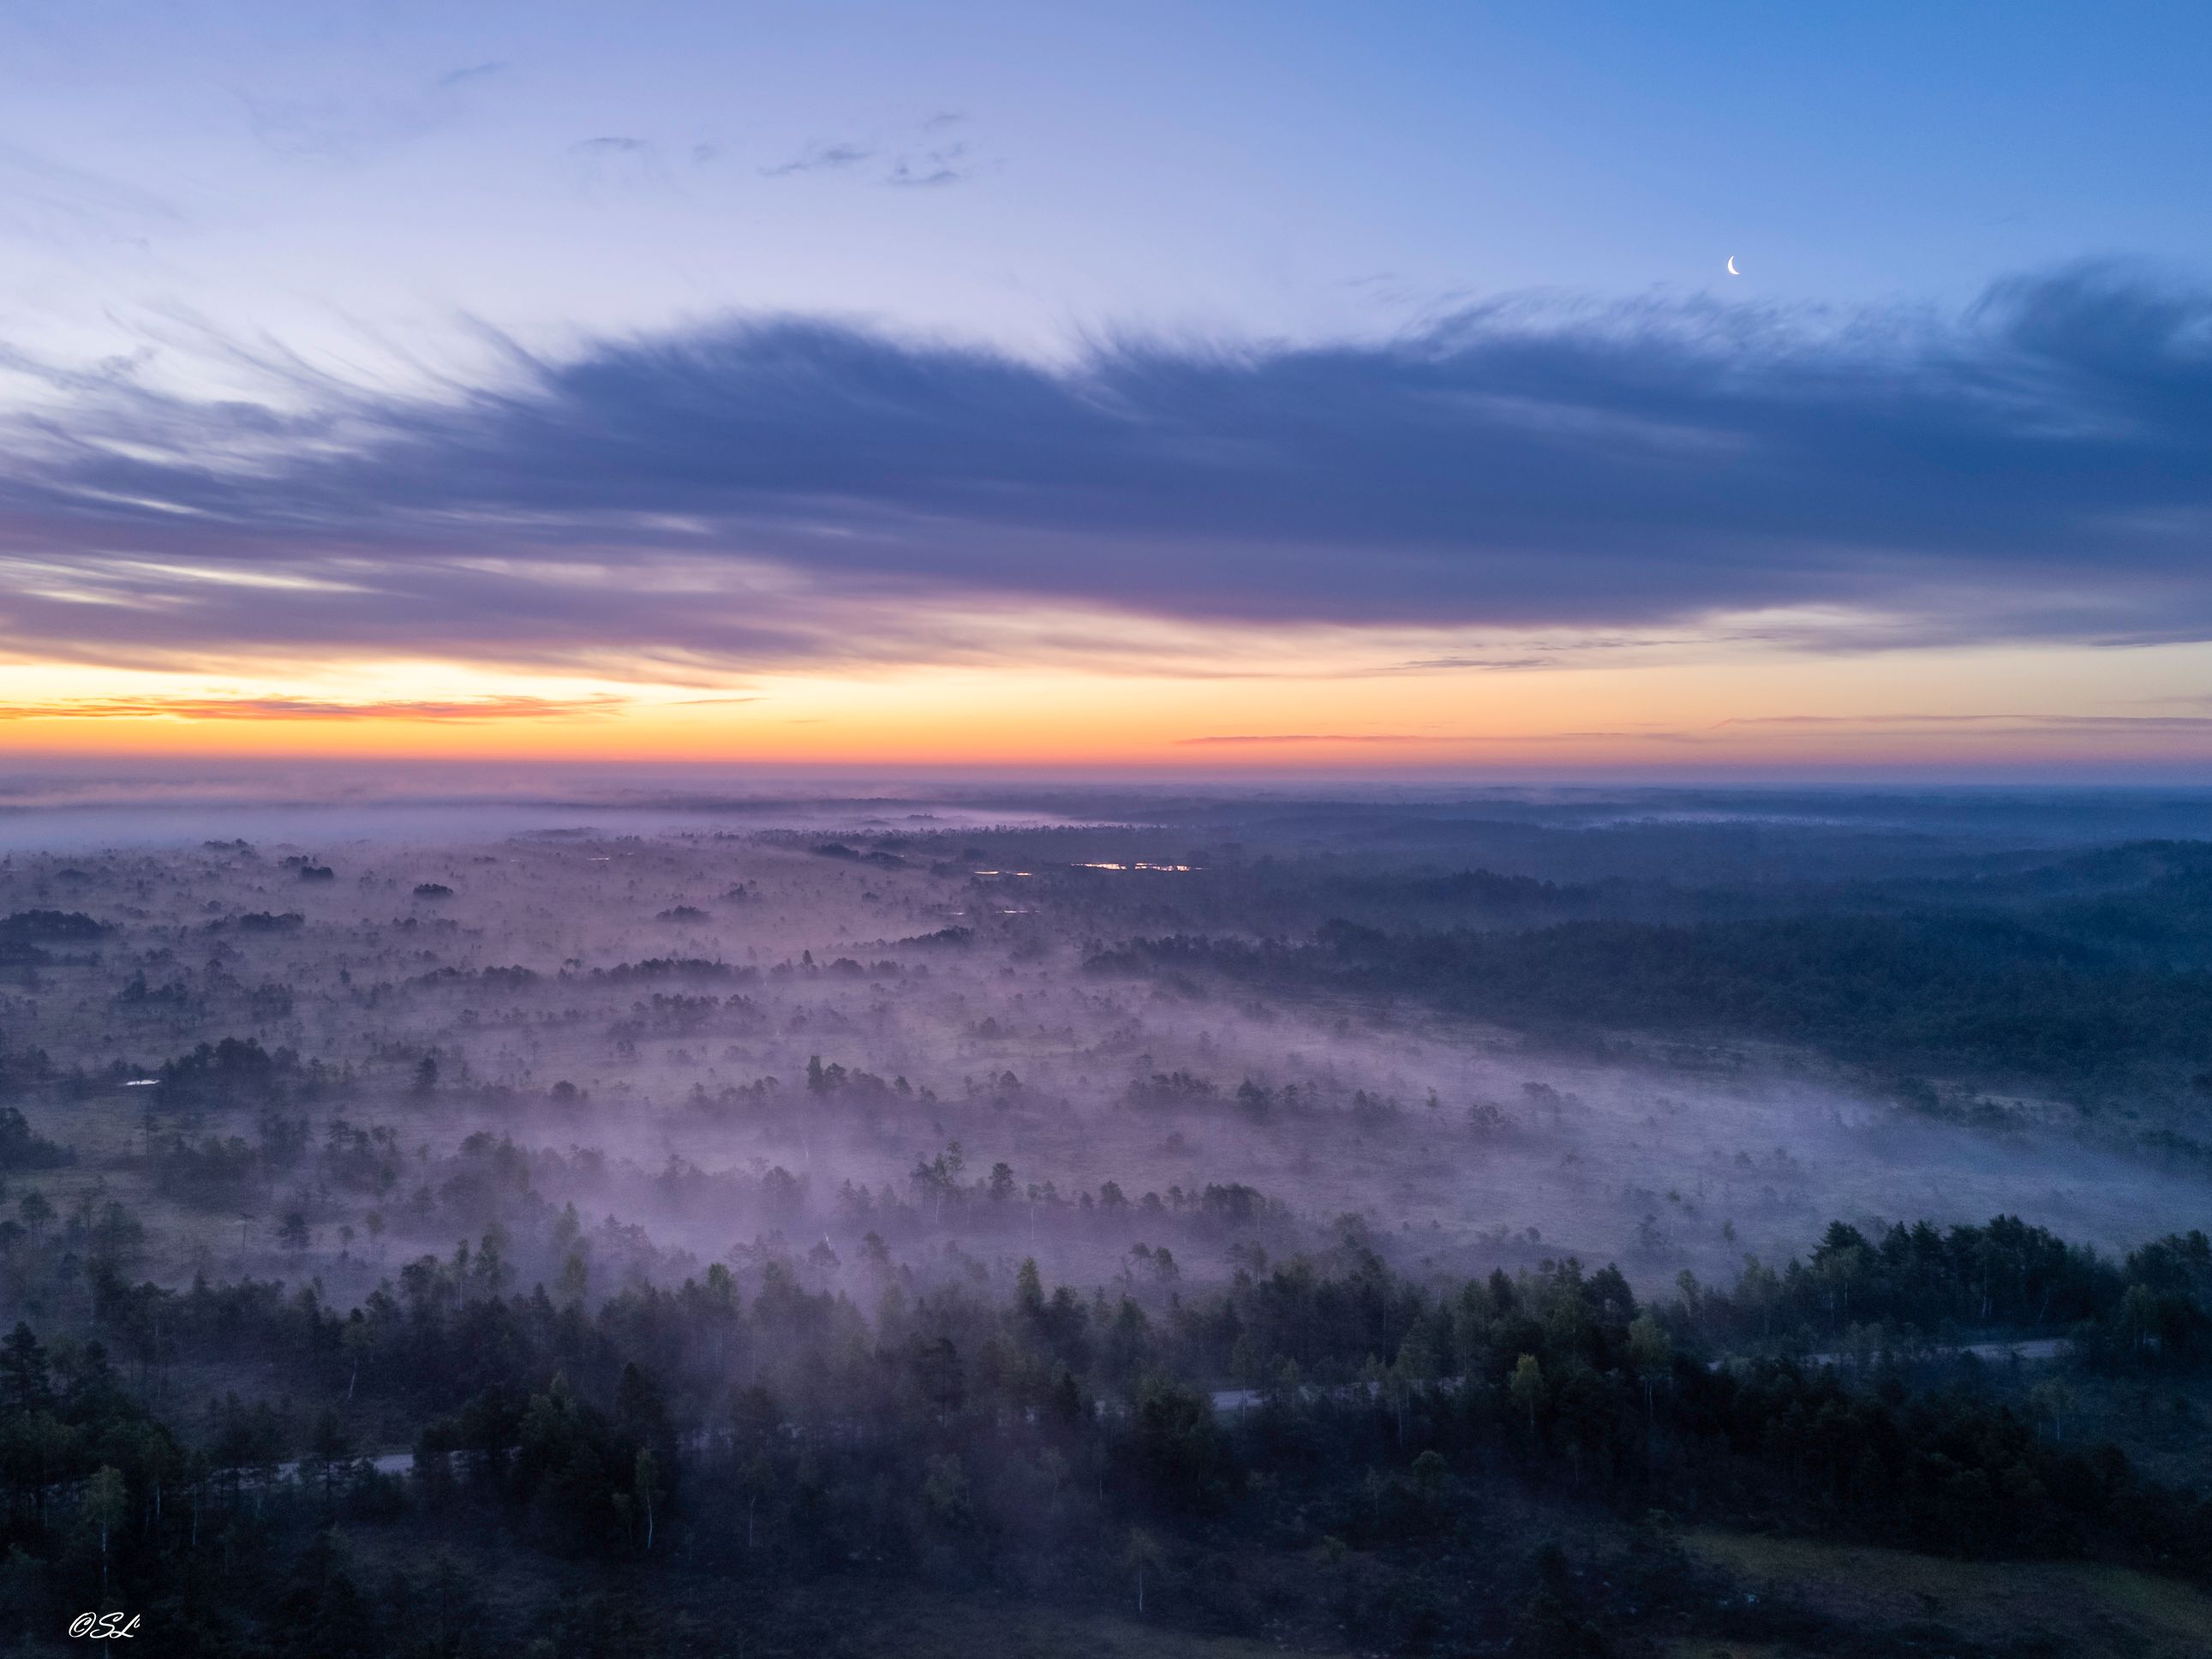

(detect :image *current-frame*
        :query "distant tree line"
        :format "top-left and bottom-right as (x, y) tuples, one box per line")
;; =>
(1094, 910), (2212, 1086)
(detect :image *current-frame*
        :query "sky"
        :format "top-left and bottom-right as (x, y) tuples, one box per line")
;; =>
(2, 1), (2211, 777)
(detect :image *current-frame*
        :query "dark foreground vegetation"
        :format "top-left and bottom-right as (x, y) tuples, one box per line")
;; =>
(3, 1210), (2209, 1656)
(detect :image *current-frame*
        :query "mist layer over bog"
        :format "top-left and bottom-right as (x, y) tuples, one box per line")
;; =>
(7, 783), (2208, 1315)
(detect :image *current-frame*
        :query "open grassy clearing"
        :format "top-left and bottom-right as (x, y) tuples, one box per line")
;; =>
(1680, 1527), (2212, 1659)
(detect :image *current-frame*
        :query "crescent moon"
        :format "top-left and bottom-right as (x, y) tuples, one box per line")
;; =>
(1726, 255), (1740, 276)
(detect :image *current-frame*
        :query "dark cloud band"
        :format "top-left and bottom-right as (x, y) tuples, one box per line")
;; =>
(2, 262), (2209, 672)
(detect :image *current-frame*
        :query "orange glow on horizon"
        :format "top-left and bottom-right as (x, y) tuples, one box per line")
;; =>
(0, 632), (2209, 775)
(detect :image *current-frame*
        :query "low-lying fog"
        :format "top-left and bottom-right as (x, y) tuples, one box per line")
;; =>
(4, 793), (2207, 1327)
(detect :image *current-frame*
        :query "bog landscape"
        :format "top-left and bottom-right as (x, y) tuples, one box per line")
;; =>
(3, 785), (2210, 1656)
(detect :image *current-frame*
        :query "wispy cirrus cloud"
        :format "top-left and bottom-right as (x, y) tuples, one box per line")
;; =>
(759, 141), (874, 177)
(0, 140), (181, 255)
(0, 694), (630, 722)
(1177, 733), (1443, 746)
(236, 59), (507, 166)
(435, 62), (507, 93)
(762, 111), (975, 187)
(1388, 656), (1556, 673)
(885, 143), (970, 188)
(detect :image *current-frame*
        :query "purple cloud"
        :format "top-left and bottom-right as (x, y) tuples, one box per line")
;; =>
(2, 263), (2210, 675)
